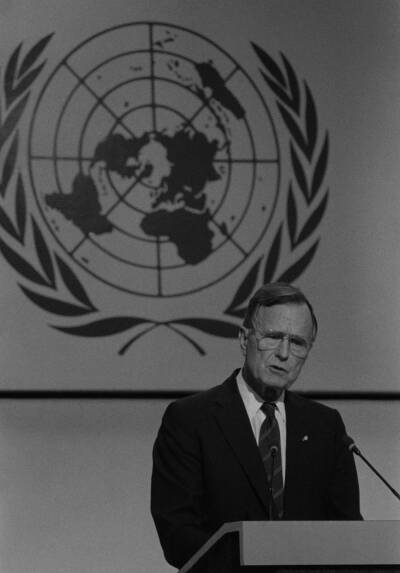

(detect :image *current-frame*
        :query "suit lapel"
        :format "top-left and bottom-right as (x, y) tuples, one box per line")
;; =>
(284, 392), (311, 512)
(212, 375), (268, 509)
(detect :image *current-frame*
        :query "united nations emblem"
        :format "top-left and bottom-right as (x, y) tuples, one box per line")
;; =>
(0, 23), (329, 355)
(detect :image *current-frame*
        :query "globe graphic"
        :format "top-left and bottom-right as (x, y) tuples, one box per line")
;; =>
(28, 23), (280, 297)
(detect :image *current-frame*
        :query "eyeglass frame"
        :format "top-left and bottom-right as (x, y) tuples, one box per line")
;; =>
(247, 326), (313, 359)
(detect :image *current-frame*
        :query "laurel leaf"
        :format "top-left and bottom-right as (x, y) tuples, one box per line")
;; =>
(53, 317), (148, 337)
(0, 237), (49, 286)
(290, 143), (309, 203)
(305, 82), (318, 160)
(31, 216), (55, 286)
(0, 93), (29, 154)
(277, 240), (320, 283)
(18, 33), (53, 78)
(0, 132), (18, 197)
(224, 257), (261, 316)
(4, 43), (21, 108)
(252, 42), (286, 87)
(311, 134), (329, 200)
(277, 103), (308, 157)
(164, 324), (206, 357)
(119, 326), (167, 356)
(9, 63), (46, 106)
(260, 73), (294, 109)
(287, 184), (298, 248)
(0, 205), (19, 240)
(281, 53), (300, 114)
(19, 285), (94, 317)
(15, 174), (27, 241)
(296, 192), (328, 246)
(173, 318), (239, 338)
(263, 223), (283, 283)
(55, 254), (96, 310)
(223, 307), (246, 319)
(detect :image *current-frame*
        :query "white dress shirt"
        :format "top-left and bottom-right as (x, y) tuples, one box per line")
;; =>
(236, 370), (287, 483)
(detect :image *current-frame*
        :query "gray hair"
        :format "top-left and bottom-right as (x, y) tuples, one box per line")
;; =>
(242, 282), (318, 340)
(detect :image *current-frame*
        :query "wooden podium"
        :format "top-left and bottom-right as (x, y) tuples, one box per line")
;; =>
(179, 521), (400, 572)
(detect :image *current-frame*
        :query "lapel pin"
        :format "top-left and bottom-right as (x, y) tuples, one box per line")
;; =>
(301, 435), (309, 442)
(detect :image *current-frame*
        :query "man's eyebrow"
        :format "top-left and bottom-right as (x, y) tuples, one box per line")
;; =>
(262, 330), (309, 342)
(262, 329), (286, 335)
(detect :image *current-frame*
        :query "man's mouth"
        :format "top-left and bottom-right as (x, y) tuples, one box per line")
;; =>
(269, 365), (287, 374)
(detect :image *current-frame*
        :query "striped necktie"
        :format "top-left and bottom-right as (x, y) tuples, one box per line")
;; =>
(259, 402), (284, 519)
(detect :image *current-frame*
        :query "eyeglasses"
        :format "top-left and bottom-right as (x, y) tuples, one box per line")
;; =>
(250, 330), (312, 358)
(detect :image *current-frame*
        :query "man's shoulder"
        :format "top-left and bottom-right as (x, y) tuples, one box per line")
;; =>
(163, 371), (238, 421)
(287, 391), (340, 419)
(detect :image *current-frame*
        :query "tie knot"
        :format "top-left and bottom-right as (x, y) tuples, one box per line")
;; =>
(261, 402), (276, 416)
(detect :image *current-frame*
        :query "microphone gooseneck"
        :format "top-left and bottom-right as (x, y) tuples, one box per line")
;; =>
(344, 435), (400, 502)
(268, 445), (278, 520)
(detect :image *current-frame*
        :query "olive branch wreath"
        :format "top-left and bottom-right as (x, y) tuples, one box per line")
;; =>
(0, 36), (328, 356)
(224, 44), (329, 320)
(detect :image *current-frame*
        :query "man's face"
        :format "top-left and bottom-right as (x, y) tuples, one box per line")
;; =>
(239, 303), (314, 400)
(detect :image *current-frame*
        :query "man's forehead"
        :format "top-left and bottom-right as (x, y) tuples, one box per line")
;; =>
(252, 302), (313, 328)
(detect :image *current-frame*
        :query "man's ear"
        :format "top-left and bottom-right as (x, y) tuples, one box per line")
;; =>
(238, 326), (248, 355)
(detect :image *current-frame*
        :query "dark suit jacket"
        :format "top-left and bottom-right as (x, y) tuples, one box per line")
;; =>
(151, 371), (362, 569)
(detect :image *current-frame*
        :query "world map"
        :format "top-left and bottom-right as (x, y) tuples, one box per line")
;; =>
(45, 62), (242, 265)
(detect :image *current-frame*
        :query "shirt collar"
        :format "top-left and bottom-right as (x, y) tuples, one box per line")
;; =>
(237, 368), (285, 417)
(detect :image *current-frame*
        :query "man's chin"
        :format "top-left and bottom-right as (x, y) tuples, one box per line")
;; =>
(242, 368), (293, 399)
(253, 378), (289, 400)
(261, 374), (295, 396)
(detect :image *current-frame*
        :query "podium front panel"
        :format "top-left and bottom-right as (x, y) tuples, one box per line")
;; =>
(240, 521), (400, 567)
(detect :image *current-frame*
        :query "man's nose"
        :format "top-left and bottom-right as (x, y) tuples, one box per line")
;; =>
(276, 336), (290, 360)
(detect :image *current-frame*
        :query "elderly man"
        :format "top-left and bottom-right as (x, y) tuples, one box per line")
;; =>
(151, 282), (362, 569)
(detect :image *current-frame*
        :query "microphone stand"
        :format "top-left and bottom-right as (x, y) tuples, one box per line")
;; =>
(348, 439), (400, 502)
(268, 446), (278, 520)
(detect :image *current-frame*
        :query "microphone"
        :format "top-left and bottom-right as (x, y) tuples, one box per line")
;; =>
(268, 445), (279, 520)
(344, 435), (400, 502)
